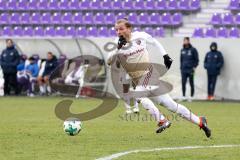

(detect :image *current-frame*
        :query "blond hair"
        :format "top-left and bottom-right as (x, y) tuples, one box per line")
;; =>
(116, 17), (132, 29)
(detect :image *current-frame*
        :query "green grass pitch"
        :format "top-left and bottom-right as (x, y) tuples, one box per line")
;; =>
(0, 97), (240, 160)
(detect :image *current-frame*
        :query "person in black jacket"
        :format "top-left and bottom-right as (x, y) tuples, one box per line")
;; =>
(180, 37), (199, 101)
(38, 52), (58, 95)
(204, 42), (224, 100)
(0, 39), (20, 95)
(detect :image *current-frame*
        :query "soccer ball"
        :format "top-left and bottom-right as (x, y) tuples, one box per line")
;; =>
(63, 118), (82, 136)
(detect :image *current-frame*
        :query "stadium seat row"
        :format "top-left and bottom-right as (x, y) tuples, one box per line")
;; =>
(193, 27), (240, 38)
(0, 0), (200, 12)
(210, 13), (240, 26)
(0, 26), (165, 37)
(0, 12), (182, 27)
(227, 0), (240, 11)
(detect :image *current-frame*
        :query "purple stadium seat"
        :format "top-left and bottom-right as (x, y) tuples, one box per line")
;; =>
(88, 27), (98, 37)
(156, 0), (167, 10)
(228, 0), (239, 10)
(235, 13), (240, 26)
(123, 0), (133, 10)
(168, 0), (178, 11)
(179, 0), (190, 11)
(205, 27), (216, 38)
(133, 27), (141, 32)
(144, 27), (154, 36)
(211, 13), (222, 26)
(109, 27), (116, 36)
(69, 0), (80, 10)
(91, 0), (101, 10)
(222, 13), (234, 26)
(8, 0), (17, 10)
(23, 26), (33, 36)
(21, 12), (30, 24)
(128, 12), (138, 25)
(217, 27), (228, 38)
(38, 0), (48, 10)
(84, 12), (93, 24)
(0, 0), (6, 10)
(2, 26), (12, 36)
(10, 13), (20, 24)
(98, 26), (109, 37)
(62, 12), (72, 24)
(105, 12), (115, 24)
(134, 0), (145, 10)
(102, 0), (112, 9)
(172, 12), (182, 26)
(138, 12), (149, 24)
(161, 13), (172, 26)
(52, 12), (62, 24)
(18, 0), (28, 10)
(190, 0), (200, 11)
(0, 13), (9, 24)
(95, 12), (105, 24)
(29, 0), (38, 10)
(112, 0), (123, 9)
(31, 12), (41, 24)
(192, 28), (204, 37)
(76, 26), (87, 37)
(149, 12), (161, 24)
(49, 0), (59, 10)
(41, 12), (51, 24)
(155, 27), (165, 37)
(59, 0), (69, 10)
(73, 12), (83, 24)
(116, 12), (126, 20)
(81, 0), (90, 10)
(66, 26), (76, 37)
(45, 26), (55, 36)
(145, 0), (155, 10)
(229, 27), (239, 38)
(55, 26), (66, 36)
(13, 26), (23, 36)
(34, 27), (44, 36)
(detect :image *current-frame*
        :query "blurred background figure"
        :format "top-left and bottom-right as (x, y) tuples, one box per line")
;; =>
(180, 37), (199, 102)
(17, 56), (39, 97)
(0, 39), (20, 96)
(38, 52), (58, 95)
(204, 42), (224, 100)
(0, 66), (4, 96)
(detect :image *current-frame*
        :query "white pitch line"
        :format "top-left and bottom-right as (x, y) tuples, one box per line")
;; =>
(96, 144), (240, 160)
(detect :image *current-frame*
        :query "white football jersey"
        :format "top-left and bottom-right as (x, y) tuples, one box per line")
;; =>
(108, 31), (167, 79)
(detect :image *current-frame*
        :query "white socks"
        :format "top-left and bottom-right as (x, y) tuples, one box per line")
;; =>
(151, 94), (200, 125)
(138, 97), (165, 122)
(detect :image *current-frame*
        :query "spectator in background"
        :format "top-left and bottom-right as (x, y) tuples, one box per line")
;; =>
(37, 52), (58, 95)
(0, 66), (4, 96)
(0, 39), (20, 95)
(180, 37), (199, 102)
(17, 56), (39, 97)
(204, 42), (224, 100)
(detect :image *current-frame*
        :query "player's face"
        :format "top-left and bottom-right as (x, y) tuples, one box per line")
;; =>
(6, 40), (13, 48)
(115, 23), (131, 38)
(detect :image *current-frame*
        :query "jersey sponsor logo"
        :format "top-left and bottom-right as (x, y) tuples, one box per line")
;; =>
(122, 48), (145, 58)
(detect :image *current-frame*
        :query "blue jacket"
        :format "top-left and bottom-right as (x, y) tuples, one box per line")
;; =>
(180, 44), (199, 73)
(42, 56), (58, 77)
(204, 42), (224, 75)
(0, 46), (20, 74)
(26, 63), (39, 77)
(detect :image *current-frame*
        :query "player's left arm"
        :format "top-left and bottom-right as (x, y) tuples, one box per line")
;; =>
(144, 32), (173, 69)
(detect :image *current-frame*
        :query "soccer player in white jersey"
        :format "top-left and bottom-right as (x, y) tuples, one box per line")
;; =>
(107, 18), (211, 138)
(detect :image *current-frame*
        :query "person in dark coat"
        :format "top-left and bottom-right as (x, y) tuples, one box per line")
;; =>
(37, 52), (58, 95)
(204, 42), (224, 100)
(0, 39), (20, 95)
(180, 37), (199, 101)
